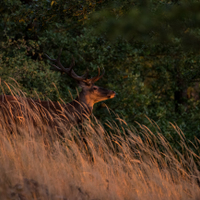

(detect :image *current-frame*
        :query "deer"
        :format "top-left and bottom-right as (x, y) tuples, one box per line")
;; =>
(0, 49), (116, 129)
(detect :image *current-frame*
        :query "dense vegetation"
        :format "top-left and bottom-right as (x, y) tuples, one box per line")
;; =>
(0, 1), (200, 199)
(1, 0), (200, 146)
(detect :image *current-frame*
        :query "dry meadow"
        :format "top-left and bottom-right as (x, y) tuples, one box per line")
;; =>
(0, 88), (199, 200)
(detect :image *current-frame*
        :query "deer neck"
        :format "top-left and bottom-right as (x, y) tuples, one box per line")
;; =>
(74, 91), (94, 115)
(77, 91), (94, 114)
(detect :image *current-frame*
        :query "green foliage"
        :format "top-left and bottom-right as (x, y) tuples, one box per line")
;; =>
(1, 0), (200, 148)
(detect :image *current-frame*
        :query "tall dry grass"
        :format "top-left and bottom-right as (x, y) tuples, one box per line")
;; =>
(0, 87), (199, 200)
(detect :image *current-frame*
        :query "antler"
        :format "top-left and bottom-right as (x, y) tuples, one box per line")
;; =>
(86, 68), (105, 84)
(45, 48), (88, 82)
(45, 49), (104, 84)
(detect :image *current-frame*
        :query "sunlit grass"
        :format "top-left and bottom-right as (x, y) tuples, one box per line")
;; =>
(0, 87), (199, 200)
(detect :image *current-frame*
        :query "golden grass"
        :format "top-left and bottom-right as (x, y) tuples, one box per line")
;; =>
(0, 89), (199, 200)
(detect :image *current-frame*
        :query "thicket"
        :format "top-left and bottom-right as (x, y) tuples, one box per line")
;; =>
(1, 0), (200, 147)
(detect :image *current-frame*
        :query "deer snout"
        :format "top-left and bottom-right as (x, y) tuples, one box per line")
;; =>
(107, 91), (116, 99)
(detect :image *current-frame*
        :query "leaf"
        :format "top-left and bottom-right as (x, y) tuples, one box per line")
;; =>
(51, 1), (55, 6)
(19, 19), (25, 23)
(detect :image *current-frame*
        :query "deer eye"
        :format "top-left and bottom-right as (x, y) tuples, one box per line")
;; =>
(93, 86), (98, 90)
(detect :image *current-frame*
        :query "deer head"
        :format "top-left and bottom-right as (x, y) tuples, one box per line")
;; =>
(45, 49), (116, 112)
